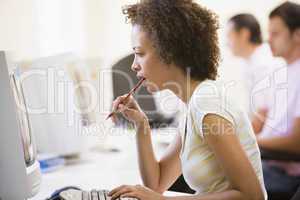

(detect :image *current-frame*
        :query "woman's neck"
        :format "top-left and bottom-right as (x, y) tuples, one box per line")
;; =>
(168, 74), (202, 104)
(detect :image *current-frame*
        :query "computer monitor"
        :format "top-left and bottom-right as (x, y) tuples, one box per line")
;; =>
(19, 53), (94, 156)
(0, 51), (41, 199)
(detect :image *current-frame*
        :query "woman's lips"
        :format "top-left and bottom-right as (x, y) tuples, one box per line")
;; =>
(137, 75), (147, 86)
(137, 74), (145, 79)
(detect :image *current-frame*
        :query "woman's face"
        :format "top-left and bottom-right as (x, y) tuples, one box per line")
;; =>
(131, 25), (177, 93)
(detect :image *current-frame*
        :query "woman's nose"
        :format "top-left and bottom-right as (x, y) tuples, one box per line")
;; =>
(131, 61), (140, 72)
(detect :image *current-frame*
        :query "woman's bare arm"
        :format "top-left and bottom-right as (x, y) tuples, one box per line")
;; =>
(136, 120), (182, 193)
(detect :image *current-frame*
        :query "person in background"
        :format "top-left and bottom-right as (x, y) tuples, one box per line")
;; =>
(227, 13), (284, 130)
(108, 0), (267, 200)
(252, 1), (300, 199)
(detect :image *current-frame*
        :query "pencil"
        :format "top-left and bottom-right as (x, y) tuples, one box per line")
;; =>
(106, 77), (146, 120)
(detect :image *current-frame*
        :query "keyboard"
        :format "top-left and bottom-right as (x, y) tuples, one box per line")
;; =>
(60, 189), (138, 200)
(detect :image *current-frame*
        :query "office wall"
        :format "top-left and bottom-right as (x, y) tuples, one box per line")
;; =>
(0, 0), (287, 62)
(0, 0), (37, 61)
(34, 0), (86, 58)
(84, 0), (137, 66)
(0, 0), (85, 61)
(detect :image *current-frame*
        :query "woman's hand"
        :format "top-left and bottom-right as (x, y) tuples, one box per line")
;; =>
(112, 95), (148, 126)
(108, 185), (164, 200)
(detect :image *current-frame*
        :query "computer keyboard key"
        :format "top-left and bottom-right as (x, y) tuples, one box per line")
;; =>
(91, 189), (99, 200)
(97, 190), (106, 200)
(59, 188), (139, 200)
(82, 191), (90, 200)
(103, 190), (111, 200)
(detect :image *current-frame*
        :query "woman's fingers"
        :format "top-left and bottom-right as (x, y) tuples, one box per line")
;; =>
(108, 185), (122, 196)
(109, 185), (130, 196)
(112, 96), (125, 109)
(111, 114), (117, 123)
(111, 94), (147, 124)
(120, 192), (139, 199)
(119, 105), (141, 122)
(112, 95), (134, 113)
(111, 188), (131, 200)
(108, 185), (162, 200)
(109, 185), (136, 200)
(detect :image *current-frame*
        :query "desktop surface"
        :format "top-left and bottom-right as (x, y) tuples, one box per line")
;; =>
(29, 128), (186, 200)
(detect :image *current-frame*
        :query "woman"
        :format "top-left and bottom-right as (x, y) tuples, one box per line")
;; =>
(108, 0), (267, 199)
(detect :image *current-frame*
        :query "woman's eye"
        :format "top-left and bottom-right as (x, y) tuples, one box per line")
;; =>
(135, 52), (144, 56)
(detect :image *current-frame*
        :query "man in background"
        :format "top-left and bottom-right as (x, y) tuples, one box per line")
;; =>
(253, 1), (300, 199)
(227, 13), (284, 126)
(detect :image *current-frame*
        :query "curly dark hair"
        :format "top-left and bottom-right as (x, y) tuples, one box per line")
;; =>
(123, 0), (220, 81)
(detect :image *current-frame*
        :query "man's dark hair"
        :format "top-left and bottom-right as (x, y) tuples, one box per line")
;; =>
(229, 14), (263, 44)
(122, 0), (220, 81)
(269, 1), (300, 33)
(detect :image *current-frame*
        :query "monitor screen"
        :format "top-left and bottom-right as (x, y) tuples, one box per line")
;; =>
(10, 71), (37, 167)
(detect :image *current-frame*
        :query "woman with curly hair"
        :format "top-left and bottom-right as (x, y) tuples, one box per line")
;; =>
(108, 0), (267, 199)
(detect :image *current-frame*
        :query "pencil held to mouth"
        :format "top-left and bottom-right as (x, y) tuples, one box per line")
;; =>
(106, 77), (146, 120)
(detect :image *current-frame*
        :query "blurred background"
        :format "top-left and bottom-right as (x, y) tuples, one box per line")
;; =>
(0, 0), (290, 111)
(0, 0), (288, 61)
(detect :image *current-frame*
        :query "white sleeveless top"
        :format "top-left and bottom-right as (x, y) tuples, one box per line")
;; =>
(179, 80), (267, 199)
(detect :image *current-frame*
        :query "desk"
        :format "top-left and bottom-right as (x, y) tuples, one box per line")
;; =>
(30, 128), (187, 199)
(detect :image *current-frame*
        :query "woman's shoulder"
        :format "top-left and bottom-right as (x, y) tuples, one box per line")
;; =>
(191, 79), (226, 96)
(189, 79), (238, 126)
(189, 79), (228, 109)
